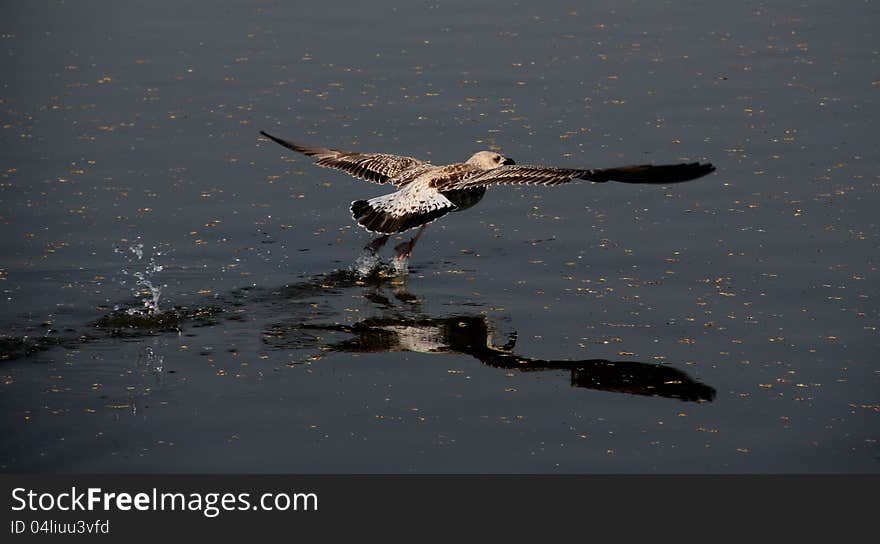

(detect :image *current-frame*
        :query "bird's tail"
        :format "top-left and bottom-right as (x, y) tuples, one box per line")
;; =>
(351, 192), (453, 234)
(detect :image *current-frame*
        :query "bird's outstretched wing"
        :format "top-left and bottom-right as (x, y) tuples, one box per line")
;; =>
(260, 131), (428, 185)
(581, 163), (716, 184)
(446, 162), (715, 190)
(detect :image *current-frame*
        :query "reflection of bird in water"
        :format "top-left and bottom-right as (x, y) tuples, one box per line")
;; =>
(259, 131), (715, 266)
(264, 311), (716, 403)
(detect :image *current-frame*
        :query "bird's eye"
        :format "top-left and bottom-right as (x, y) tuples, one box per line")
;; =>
(494, 156), (501, 162)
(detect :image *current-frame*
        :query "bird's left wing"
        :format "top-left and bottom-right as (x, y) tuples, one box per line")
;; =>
(446, 162), (715, 190)
(447, 165), (589, 189)
(260, 131), (428, 185)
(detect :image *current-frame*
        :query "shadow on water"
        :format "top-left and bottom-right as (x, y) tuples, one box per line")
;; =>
(0, 266), (715, 403)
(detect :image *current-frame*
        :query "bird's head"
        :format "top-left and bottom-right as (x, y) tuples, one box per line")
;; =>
(466, 150), (516, 169)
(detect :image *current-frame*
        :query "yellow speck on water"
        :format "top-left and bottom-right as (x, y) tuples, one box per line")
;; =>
(697, 427), (719, 433)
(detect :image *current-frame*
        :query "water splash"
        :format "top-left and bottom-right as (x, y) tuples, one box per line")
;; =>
(352, 252), (381, 277)
(138, 345), (165, 375)
(391, 256), (409, 276)
(114, 240), (166, 316)
(350, 251), (416, 279)
(127, 343), (167, 417)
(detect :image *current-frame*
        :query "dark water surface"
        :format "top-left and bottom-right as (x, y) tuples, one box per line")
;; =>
(1, 1), (877, 472)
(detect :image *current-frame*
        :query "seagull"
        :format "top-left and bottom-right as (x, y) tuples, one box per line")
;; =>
(260, 130), (715, 262)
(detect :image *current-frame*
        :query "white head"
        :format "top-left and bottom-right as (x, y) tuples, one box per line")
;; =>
(466, 150), (516, 169)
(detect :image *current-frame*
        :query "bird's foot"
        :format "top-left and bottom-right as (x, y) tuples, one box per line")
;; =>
(392, 241), (414, 275)
(364, 235), (390, 255)
(393, 239), (416, 261)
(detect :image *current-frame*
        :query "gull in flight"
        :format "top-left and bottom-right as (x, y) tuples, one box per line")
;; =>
(260, 130), (715, 263)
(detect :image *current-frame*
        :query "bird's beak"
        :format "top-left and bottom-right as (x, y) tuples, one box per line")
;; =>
(502, 158), (516, 165)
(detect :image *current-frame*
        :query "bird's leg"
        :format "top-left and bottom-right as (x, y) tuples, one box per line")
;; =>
(394, 224), (427, 261)
(364, 234), (390, 255)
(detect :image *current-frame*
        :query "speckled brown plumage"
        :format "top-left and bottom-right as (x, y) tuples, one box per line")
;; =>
(260, 131), (715, 235)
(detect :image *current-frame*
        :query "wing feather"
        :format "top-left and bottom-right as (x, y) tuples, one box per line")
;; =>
(446, 162), (715, 189)
(260, 131), (428, 185)
(583, 163), (716, 184)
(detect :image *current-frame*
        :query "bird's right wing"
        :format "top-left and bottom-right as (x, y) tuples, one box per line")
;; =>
(579, 162), (716, 184)
(260, 131), (428, 185)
